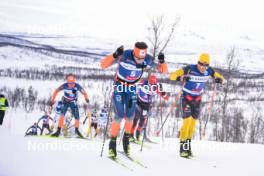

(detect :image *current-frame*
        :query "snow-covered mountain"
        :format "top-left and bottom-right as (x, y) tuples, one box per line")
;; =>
(1, 0), (264, 73)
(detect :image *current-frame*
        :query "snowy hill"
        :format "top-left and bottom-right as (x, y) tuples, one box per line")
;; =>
(1, 127), (264, 176)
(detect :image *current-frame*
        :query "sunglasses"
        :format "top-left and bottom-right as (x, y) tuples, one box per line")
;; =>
(198, 62), (209, 67)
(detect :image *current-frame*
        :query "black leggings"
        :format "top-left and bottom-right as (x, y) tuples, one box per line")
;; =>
(181, 95), (201, 119)
(0, 111), (5, 125)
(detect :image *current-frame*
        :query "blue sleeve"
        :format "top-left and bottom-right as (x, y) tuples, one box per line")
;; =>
(208, 67), (215, 77)
(76, 83), (84, 91)
(122, 50), (133, 62)
(57, 83), (66, 91)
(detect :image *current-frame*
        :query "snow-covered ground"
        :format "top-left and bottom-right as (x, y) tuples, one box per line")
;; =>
(1, 126), (264, 176)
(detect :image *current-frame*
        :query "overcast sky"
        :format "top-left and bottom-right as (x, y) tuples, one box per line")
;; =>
(0, 0), (263, 43)
(64, 0), (264, 41)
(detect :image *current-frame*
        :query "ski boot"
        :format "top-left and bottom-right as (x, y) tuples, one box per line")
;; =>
(187, 139), (193, 157)
(109, 137), (117, 158)
(129, 133), (136, 142)
(123, 132), (131, 156)
(51, 127), (61, 137)
(180, 140), (190, 158)
(136, 130), (142, 144)
(86, 127), (91, 138)
(75, 128), (84, 138)
(63, 125), (68, 136)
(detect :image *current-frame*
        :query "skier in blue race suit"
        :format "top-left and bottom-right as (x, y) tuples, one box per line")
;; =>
(101, 42), (168, 158)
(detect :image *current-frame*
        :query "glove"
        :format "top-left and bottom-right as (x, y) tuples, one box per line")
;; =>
(215, 77), (223, 84)
(213, 72), (224, 84)
(158, 52), (165, 64)
(113, 45), (124, 58)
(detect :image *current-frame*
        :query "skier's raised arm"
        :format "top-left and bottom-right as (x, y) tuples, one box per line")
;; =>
(100, 46), (124, 69)
(211, 70), (224, 84)
(76, 84), (89, 103)
(50, 84), (64, 106)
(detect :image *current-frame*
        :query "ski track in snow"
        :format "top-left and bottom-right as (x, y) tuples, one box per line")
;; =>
(0, 127), (264, 176)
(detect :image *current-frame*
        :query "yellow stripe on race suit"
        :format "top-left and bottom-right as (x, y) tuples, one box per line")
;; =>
(188, 118), (197, 139)
(214, 71), (224, 80)
(180, 117), (192, 141)
(169, 69), (184, 80)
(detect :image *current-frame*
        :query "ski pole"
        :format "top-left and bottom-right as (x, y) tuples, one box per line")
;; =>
(83, 114), (88, 124)
(82, 103), (91, 124)
(156, 81), (185, 136)
(47, 105), (55, 132)
(100, 95), (113, 157)
(159, 96), (165, 143)
(140, 114), (149, 152)
(202, 83), (217, 137)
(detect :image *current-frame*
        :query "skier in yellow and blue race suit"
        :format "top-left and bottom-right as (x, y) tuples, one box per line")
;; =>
(170, 53), (224, 158)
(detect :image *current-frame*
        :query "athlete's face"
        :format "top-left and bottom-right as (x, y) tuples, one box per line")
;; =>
(133, 48), (146, 64)
(197, 62), (209, 73)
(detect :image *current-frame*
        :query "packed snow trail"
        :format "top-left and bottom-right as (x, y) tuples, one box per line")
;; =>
(1, 127), (264, 176)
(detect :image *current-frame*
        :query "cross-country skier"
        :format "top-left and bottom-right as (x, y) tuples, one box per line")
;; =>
(100, 42), (168, 158)
(130, 75), (169, 143)
(97, 105), (108, 137)
(50, 74), (89, 138)
(40, 112), (52, 135)
(53, 100), (63, 125)
(87, 109), (99, 137)
(170, 53), (224, 158)
(25, 122), (39, 136)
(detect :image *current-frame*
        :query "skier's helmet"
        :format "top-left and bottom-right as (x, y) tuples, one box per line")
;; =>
(198, 53), (210, 65)
(148, 75), (158, 85)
